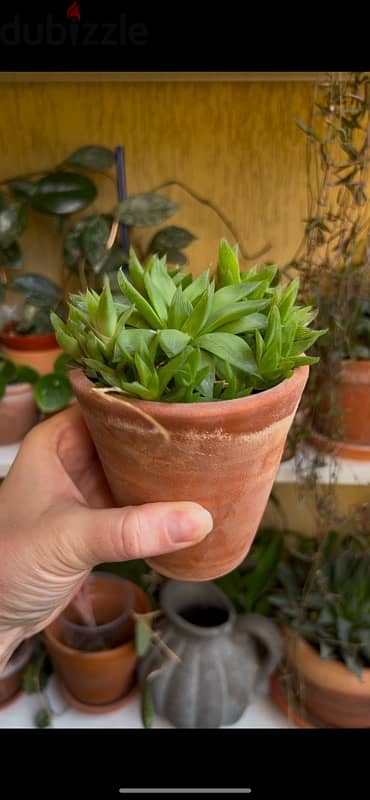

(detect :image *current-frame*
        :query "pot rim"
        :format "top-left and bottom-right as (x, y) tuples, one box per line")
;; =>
(159, 580), (236, 637)
(43, 576), (149, 659)
(70, 364), (309, 421)
(284, 626), (370, 693)
(0, 323), (58, 351)
(2, 382), (35, 398)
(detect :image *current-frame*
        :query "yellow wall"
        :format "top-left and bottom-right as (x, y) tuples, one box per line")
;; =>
(0, 78), (313, 283)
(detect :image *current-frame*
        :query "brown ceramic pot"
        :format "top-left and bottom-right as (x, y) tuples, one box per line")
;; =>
(284, 628), (370, 728)
(70, 365), (309, 582)
(311, 360), (370, 460)
(0, 639), (34, 708)
(43, 576), (151, 707)
(0, 323), (61, 375)
(0, 382), (39, 445)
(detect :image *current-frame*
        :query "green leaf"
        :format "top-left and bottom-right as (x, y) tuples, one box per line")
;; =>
(182, 270), (210, 304)
(217, 239), (241, 286)
(211, 282), (263, 314)
(0, 203), (27, 248)
(33, 374), (73, 413)
(50, 315), (82, 359)
(53, 353), (70, 375)
(128, 247), (146, 294)
(147, 256), (176, 307)
(117, 329), (156, 356)
(117, 269), (163, 329)
(119, 193), (177, 226)
(157, 347), (193, 395)
(159, 329), (191, 357)
(143, 263), (170, 321)
(196, 332), (258, 375)
(182, 284), (214, 337)
(135, 617), (152, 656)
(35, 709), (52, 729)
(96, 274), (117, 337)
(260, 306), (282, 373)
(167, 287), (193, 329)
(31, 172), (97, 215)
(218, 312), (268, 334)
(64, 145), (115, 172)
(204, 301), (269, 334)
(63, 219), (88, 266)
(11, 274), (62, 308)
(148, 226), (196, 254)
(278, 278), (300, 321)
(0, 241), (22, 269)
(141, 680), (154, 729)
(81, 216), (111, 267)
(8, 180), (36, 200)
(14, 365), (39, 384)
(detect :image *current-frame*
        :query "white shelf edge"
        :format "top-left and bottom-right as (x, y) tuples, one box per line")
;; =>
(276, 445), (370, 486)
(0, 442), (20, 478)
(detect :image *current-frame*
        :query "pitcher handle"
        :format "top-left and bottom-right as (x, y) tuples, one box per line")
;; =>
(234, 613), (283, 689)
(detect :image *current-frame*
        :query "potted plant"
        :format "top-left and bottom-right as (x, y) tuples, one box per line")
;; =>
(269, 531), (370, 727)
(290, 72), (370, 460)
(51, 238), (324, 581)
(0, 354), (73, 445)
(43, 572), (151, 712)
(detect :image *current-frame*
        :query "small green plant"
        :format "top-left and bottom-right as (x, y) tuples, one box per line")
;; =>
(0, 353), (72, 413)
(51, 239), (325, 403)
(269, 531), (370, 677)
(215, 527), (284, 615)
(21, 642), (55, 728)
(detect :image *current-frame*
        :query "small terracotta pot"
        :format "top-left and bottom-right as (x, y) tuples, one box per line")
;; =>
(311, 360), (370, 460)
(43, 576), (151, 707)
(0, 639), (34, 707)
(0, 323), (61, 375)
(70, 366), (308, 582)
(284, 628), (370, 728)
(0, 382), (38, 445)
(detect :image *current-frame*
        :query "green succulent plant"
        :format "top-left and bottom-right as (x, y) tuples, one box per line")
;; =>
(0, 353), (72, 413)
(269, 532), (370, 677)
(51, 239), (325, 403)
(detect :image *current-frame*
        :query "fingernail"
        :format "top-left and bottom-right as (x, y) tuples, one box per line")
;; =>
(166, 505), (213, 544)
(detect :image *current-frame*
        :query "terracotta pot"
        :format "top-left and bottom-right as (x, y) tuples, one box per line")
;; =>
(70, 366), (309, 582)
(43, 575), (151, 707)
(0, 382), (39, 445)
(284, 628), (370, 728)
(0, 639), (34, 707)
(311, 360), (370, 460)
(0, 323), (61, 375)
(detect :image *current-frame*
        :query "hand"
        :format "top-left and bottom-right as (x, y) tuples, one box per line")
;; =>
(0, 406), (213, 670)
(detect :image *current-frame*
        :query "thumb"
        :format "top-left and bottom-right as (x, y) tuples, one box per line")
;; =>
(63, 501), (214, 569)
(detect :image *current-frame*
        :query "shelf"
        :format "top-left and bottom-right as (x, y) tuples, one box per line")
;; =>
(0, 72), (325, 83)
(0, 674), (294, 729)
(275, 445), (370, 486)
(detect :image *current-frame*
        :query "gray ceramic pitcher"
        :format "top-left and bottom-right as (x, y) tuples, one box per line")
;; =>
(138, 580), (283, 728)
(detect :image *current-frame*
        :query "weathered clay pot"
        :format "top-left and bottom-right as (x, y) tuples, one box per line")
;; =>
(138, 580), (283, 728)
(311, 360), (370, 460)
(0, 382), (39, 445)
(284, 628), (370, 728)
(70, 366), (308, 581)
(43, 575), (151, 707)
(0, 323), (61, 375)
(0, 639), (34, 708)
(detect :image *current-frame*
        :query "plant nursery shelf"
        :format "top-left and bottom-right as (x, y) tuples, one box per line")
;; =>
(0, 675), (294, 729)
(1, 442), (370, 485)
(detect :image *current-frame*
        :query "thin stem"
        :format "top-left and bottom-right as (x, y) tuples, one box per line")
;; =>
(149, 179), (272, 262)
